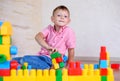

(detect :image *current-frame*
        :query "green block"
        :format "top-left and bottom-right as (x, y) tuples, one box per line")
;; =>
(56, 69), (62, 81)
(59, 62), (65, 68)
(0, 77), (3, 81)
(0, 35), (2, 45)
(21, 65), (27, 70)
(50, 52), (61, 59)
(101, 76), (107, 81)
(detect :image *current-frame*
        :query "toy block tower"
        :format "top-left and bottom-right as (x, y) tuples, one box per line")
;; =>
(0, 21), (18, 76)
(50, 52), (65, 69)
(99, 46), (114, 81)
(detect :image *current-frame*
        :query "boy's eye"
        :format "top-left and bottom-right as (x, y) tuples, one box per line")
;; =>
(57, 15), (61, 17)
(64, 16), (68, 18)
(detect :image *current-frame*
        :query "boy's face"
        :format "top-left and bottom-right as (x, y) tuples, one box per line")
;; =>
(51, 9), (70, 27)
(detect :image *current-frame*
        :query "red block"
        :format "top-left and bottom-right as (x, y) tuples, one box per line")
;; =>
(100, 68), (108, 76)
(10, 60), (19, 69)
(0, 69), (10, 76)
(56, 57), (63, 63)
(100, 46), (107, 60)
(111, 64), (119, 69)
(68, 61), (82, 75)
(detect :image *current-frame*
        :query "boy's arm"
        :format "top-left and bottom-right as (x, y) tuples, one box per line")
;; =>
(66, 48), (75, 67)
(35, 32), (57, 53)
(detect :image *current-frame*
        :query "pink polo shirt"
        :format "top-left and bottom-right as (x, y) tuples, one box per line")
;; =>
(39, 25), (76, 57)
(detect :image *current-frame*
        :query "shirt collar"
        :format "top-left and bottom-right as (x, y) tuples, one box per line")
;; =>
(52, 25), (67, 34)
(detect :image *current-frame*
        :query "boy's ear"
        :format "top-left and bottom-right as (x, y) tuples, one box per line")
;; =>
(51, 16), (54, 22)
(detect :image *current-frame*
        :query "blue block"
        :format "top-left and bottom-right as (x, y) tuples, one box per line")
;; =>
(0, 61), (10, 69)
(80, 64), (84, 69)
(0, 21), (3, 27)
(94, 64), (99, 69)
(100, 60), (107, 68)
(10, 46), (18, 55)
(63, 55), (68, 62)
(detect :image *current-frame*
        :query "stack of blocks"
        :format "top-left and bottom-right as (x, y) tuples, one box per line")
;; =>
(0, 21), (17, 77)
(0, 21), (114, 81)
(50, 52), (65, 69)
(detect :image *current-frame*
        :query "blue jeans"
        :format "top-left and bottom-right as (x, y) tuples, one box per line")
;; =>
(12, 55), (52, 69)
(12, 55), (68, 70)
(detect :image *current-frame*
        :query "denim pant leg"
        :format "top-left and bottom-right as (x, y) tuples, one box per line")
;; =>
(22, 55), (52, 69)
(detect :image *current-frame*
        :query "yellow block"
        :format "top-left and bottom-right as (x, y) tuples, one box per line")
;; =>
(0, 45), (11, 60)
(2, 35), (11, 45)
(62, 69), (68, 81)
(0, 21), (12, 35)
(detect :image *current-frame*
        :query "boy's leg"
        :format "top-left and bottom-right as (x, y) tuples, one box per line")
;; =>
(22, 55), (52, 69)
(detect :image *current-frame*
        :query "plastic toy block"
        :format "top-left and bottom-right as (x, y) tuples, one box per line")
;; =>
(0, 77), (3, 81)
(52, 59), (57, 64)
(100, 46), (107, 60)
(59, 62), (65, 68)
(2, 36), (11, 45)
(100, 68), (108, 76)
(0, 36), (2, 44)
(10, 60), (19, 69)
(111, 64), (119, 69)
(56, 69), (62, 81)
(0, 61), (10, 69)
(0, 54), (6, 63)
(56, 57), (63, 63)
(10, 46), (18, 55)
(54, 63), (59, 69)
(94, 64), (99, 69)
(107, 68), (114, 81)
(62, 69), (68, 81)
(101, 76), (107, 81)
(84, 64), (89, 69)
(0, 69), (10, 76)
(0, 45), (11, 60)
(68, 61), (82, 75)
(80, 64), (84, 69)
(36, 69), (56, 81)
(0, 21), (12, 35)
(50, 52), (61, 59)
(0, 21), (3, 26)
(99, 60), (107, 68)
(63, 55), (68, 62)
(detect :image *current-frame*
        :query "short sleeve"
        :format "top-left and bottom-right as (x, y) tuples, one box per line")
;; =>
(66, 28), (76, 48)
(41, 25), (50, 38)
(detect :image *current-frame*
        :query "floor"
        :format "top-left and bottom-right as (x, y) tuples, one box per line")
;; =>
(79, 60), (120, 81)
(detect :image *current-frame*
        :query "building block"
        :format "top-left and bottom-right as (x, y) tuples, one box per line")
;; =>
(2, 36), (11, 45)
(0, 77), (3, 81)
(0, 21), (12, 35)
(10, 46), (18, 55)
(111, 64), (119, 69)
(62, 69), (68, 81)
(56, 69), (62, 81)
(51, 52), (65, 69)
(59, 62), (64, 68)
(56, 57), (63, 63)
(10, 60), (19, 69)
(0, 54), (6, 63)
(0, 35), (2, 45)
(68, 61), (82, 75)
(50, 52), (61, 59)
(99, 60), (107, 68)
(0, 45), (11, 60)
(0, 69), (10, 76)
(100, 68), (108, 76)
(0, 21), (3, 26)
(0, 61), (10, 69)
(100, 46), (107, 60)
(101, 76), (107, 81)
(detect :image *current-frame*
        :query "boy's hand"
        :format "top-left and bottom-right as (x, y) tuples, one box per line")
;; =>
(47, 46), (58, 54)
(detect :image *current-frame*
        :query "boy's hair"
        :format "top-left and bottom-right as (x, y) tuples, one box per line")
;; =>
(52, 5), (70, 16)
